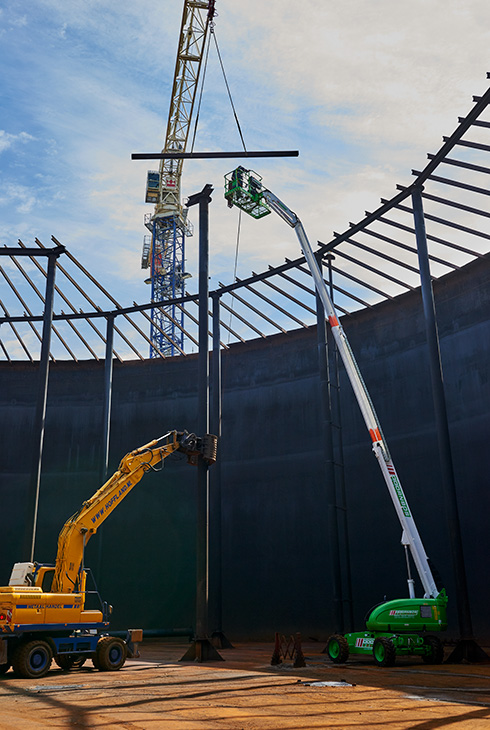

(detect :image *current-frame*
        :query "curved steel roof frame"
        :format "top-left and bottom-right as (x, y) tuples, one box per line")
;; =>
(1, 77), (489, 362)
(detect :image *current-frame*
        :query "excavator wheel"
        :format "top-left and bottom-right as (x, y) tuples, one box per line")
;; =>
(422, 635), (444, 665)
(372, 637), (396, 667)
(12, 639), (53, 679)
(326, 634), (349, 664)
(94, 636), (127, 671)
(55, 654), (87, 671)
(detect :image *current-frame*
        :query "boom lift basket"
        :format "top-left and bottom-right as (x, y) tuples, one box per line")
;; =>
(224, 168), (271, 219)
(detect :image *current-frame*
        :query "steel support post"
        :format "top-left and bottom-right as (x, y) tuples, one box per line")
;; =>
(96, 314), (115, 580)
(23, 247), (63, 561)
(196, 186), (211, 640)
(101, 314), (115, 482)
(412, 187), (487, 662)
(209, 293), (233, 649)
(325, 255), (354, 632)
(180, 184), (223, 662)
(315, 253), (344, 633)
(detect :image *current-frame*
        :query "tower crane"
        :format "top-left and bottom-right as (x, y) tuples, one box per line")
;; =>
(142, 0), (216, 357)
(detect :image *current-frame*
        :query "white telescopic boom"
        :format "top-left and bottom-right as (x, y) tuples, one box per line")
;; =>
(262, 189), (439, 599)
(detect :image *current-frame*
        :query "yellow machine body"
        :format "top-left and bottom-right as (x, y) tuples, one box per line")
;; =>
(0, 586), (102, 630)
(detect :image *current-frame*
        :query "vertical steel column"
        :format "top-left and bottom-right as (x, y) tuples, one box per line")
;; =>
(412, 187), (480, 658)
(180, 185), (223, 662)
(315, 253), (343, 633)
(101, 314), (115, 482)
(209, 293), (232, 649)
(325, 255), (354, 631)
(196, 188), (210, 639)
(210, 292), (221, 633)
(96, 314), (115, 580)
(23, 246), (64, 561)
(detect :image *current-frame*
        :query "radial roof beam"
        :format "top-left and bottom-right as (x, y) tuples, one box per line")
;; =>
(389, 202), (490, 243)
(374, 216), (485, 259)
(411, 171), (490, 198)
(360, 223), (459, 271)
(218, 283), (288, 335)
(322, 244), (415, 292)
(428, 155), (490, 176)
(243, 276), (309, 329)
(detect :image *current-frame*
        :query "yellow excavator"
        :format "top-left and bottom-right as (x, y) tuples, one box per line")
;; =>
(0, 430), (217, 678)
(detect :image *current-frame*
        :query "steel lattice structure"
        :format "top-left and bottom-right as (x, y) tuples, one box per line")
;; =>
(142, 0), (215, 357)
(0, 78), (489, 361)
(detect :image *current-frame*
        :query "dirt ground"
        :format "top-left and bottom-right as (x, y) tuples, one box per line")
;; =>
(1, 639), (490, 729)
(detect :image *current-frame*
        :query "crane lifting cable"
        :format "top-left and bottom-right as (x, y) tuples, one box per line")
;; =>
(211, 28), (247, 153)
(207, 25), (249, 337)
(227, 207), (243, 344)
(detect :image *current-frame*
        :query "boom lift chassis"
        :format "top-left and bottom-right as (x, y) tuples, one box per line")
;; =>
(224, 168), (447, 666)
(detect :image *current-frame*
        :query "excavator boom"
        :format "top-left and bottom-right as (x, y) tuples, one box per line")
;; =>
(51, 430), (216, 593)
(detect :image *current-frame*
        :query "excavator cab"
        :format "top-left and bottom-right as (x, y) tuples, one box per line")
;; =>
(224, 167), (271, 219)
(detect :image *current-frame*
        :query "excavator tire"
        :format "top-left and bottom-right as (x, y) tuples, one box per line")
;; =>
(12, 639), (53, 679)
(94, 636), (127, 671)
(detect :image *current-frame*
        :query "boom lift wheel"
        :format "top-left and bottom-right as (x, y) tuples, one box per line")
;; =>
(372, 637), (396, 667)
(94, 636), (127, 671)
(422, 635), (444, 664)
(326, 634), (349, 664)
(12, 639), (53, 679)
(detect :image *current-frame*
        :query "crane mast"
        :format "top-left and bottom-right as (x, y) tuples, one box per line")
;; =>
(142, 0), (216, 357)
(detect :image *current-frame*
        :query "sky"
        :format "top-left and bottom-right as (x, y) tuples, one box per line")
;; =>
(0, 0), (489, 319)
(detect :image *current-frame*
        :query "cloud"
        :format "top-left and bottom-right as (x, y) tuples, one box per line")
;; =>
(0, 0), (488, 325)
(0, 131), (34, 153)
(9, 13), (27, 28)
(0, 183), (37, 214)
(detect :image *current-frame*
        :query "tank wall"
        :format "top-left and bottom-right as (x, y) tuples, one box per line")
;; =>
(0, 255), (488, 641)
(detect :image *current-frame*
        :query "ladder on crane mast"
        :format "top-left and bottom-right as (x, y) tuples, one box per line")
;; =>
(142, 0), (216, 357)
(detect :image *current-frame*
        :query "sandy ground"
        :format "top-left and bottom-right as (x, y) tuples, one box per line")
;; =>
(1, 640), (490, 729)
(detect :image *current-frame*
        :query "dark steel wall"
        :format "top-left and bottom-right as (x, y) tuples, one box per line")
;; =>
(1, 255), (488, 642)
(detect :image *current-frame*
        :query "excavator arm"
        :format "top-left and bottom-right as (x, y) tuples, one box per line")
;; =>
(50, 430), (217, 593)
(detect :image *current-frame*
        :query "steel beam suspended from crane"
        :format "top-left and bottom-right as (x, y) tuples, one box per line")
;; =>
(133, 151), (299, 160)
